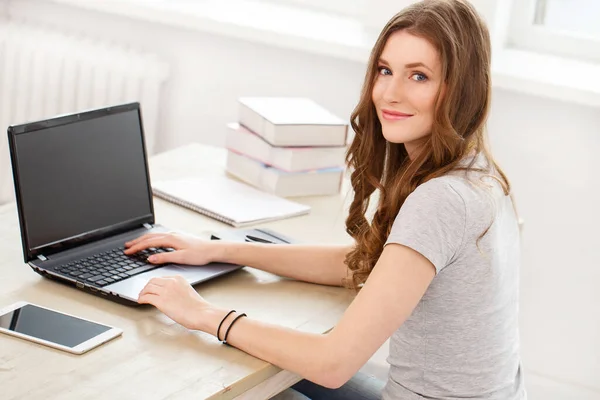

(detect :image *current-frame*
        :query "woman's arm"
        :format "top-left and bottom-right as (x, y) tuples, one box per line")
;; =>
(217, 242), (352, 286)
(124, 233), (352, 287)
(138, 242), (436, 389)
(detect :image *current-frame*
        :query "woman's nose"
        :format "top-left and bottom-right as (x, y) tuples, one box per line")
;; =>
(382, 77), (404, 104)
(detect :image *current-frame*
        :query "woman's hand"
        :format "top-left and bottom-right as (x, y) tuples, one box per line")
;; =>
(137, 275), (215, 331)
(124, 232), (223, 266)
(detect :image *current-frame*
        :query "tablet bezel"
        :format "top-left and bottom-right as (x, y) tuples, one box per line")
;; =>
(0, 301), (123, 354)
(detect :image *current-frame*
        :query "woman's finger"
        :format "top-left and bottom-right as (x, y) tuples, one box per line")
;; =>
(124, 236), (178, 255)
(138, 282), (162, 296)
(125, 233), (166, 248)
(138, 293), (160, 305)
(147, 250), (187, 265)
(125, 234), (168, 250)
(147, 277), (170, 287)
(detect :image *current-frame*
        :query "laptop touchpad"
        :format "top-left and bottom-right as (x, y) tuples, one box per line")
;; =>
(126, 266), (207, 293)
(104, 263), (241, 300)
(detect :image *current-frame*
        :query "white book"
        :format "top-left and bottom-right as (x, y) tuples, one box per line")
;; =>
(225, 122), (346, 172)
(226, 150), (344, 198)
(152, 175), (311, 227)
(238, 97), (349, 147)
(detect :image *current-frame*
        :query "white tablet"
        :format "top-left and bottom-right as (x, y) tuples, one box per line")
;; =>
(0, 301), (122, 354)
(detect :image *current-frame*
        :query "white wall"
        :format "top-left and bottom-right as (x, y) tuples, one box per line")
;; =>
(4, 0), (364, 152)
(488, 89), (600, 394)
(4, 1), (600, 398)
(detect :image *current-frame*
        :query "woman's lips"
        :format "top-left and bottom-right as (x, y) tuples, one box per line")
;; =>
(382, 109), (414, 121)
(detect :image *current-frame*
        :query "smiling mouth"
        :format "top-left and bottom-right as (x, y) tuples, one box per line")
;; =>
(381, 109), (413, 121)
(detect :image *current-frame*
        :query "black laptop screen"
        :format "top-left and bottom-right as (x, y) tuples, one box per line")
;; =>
(12, 107), (153, 252)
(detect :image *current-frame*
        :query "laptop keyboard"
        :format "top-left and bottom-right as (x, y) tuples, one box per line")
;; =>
(54, 247), (174, 287)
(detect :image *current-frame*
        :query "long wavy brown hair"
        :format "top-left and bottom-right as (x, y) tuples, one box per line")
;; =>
(343, 0), (510, 291)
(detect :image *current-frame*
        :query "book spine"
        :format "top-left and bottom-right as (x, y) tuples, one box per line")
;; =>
(152, 188), (235, 226)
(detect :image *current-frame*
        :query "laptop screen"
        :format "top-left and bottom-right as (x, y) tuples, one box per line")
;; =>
(9, 104), (154, 259)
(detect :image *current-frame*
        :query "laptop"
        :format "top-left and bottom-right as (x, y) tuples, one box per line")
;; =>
(7, 102), (242, 306)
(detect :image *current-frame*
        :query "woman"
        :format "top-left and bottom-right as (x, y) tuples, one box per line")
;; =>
(124, 0), (526, 398)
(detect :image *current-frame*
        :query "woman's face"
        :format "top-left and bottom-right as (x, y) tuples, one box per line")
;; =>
(372, 30), (443, 157)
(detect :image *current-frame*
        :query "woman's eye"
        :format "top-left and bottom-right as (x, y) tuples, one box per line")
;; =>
(378, 67), (392, 76)
(410, 73), (428, 82)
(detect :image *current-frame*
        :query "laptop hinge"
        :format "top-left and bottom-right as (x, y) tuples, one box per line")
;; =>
(143, 223), (153, 230)
(37, 254), (48, 261)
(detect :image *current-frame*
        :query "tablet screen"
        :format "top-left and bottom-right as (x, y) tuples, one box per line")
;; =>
(0, 304), (112, 348)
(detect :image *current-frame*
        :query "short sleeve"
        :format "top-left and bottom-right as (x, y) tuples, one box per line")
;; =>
(385, 179), (467, 274)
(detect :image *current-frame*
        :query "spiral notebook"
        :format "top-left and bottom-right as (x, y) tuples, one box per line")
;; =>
(151, 175), (311, 227)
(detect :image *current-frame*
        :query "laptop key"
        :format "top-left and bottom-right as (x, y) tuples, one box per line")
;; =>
(87, 275), (104, 283)
(55, 245), (170, 287)
(125, 264), (156, 277)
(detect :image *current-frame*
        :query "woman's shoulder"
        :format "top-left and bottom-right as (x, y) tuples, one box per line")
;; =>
(409, 176), (465, 205)
(410, 173), (499, 217)
(401, 177), (467, 223)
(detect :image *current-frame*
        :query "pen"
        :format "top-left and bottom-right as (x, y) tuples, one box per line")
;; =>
(254, 228), (291, 244)
(245, 235), (274, 244)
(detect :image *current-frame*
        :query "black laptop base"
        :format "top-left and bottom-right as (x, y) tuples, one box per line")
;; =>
(29, 265), (143, 307)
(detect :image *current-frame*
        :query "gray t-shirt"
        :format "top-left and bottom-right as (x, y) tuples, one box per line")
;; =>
(382, 171), (526, 399)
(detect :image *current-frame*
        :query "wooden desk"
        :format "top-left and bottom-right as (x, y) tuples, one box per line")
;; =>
(0, 143), (355, 400)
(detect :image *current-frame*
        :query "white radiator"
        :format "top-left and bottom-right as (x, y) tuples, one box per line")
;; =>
(0, 20), (170, 204)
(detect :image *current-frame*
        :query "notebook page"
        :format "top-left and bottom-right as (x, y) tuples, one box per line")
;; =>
(152, 176), (311, 224)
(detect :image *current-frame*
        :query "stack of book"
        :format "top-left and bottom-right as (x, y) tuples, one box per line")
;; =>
(225, 97), (348, 197)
